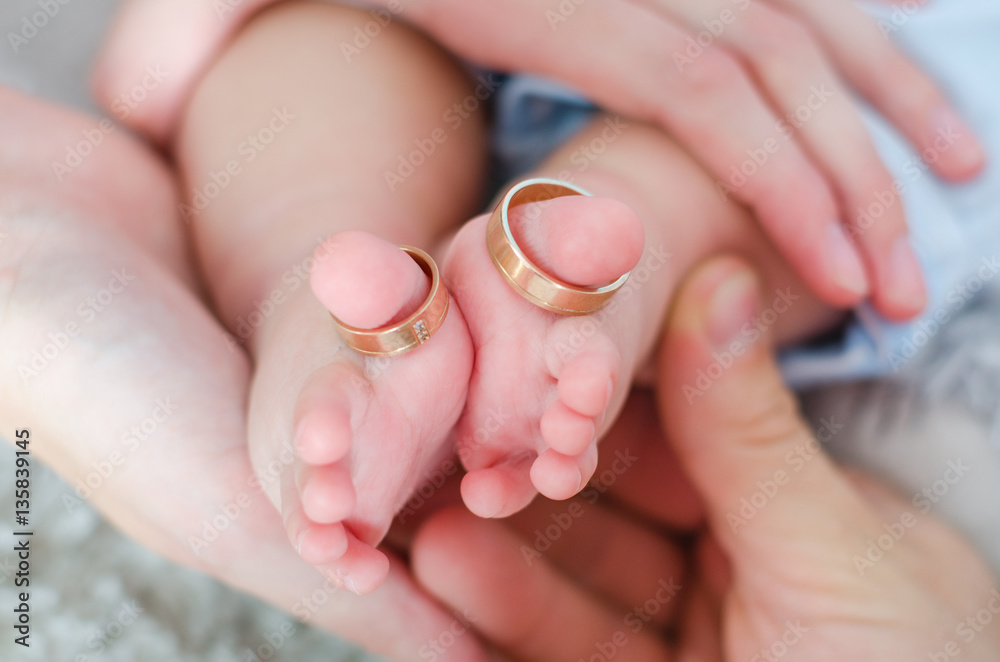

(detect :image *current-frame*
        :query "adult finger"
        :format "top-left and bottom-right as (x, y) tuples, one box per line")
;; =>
(771, 0), (986, 182)
(654, 0), (925, 318)
(507, 495), (687, 628)
(0, 83), (484, 662)
(655, 256), (877, 557)
(596, 389), (705, 532)
(675, 584), (723, 662)
(410, 0), (870, 307)
(843, 469), (998, 607)
(413, 507), (674, 662)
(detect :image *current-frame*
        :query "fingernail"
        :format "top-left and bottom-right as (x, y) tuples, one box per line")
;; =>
(931, 107), (986, 172)
(826, 223), (869, 297)
(706, 267), (759, 350)
(884, 237), (927, 313)
(343, 576), (362, 595)
(295, 530), (306, 555)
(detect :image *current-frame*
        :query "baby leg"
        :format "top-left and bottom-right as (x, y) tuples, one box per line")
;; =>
(175, 1), (487, 592)
(450, 114), (843, 517)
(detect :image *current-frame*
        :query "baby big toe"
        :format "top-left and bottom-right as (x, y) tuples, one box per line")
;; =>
(511, 195), (643, 288)
(310, 230), (429, 329)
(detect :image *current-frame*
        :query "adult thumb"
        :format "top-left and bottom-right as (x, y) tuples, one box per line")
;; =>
(657, 257), (867, 556)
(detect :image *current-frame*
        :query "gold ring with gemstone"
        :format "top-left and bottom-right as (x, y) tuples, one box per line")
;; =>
(330, 246), (448, 357)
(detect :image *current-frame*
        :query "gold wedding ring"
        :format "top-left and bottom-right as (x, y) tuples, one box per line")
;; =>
(486, 178), (631, 315)
(330, 246), (448, 357)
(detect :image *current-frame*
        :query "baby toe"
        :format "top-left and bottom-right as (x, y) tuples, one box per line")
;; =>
(294, 404), (352, 465)
(540, 401), (595, 456)
(282, 467), (349, 565)
(296, 523), (350, 566)
(530, 445), (598, 501)
(557, 350), (618, 419)
(293, 362), (365, 464)
(319, 531), (391, 595)
(300, 462), (357, 524)
(460, 458), (538, 519)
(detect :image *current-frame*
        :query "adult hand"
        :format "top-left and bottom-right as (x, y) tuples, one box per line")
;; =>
(0, 86), (700, 662)
(0, 85), (484, 662)
(657, 256), (1000, 658)
(94, 0), (985, 320)
(414, 255), (1000, 661)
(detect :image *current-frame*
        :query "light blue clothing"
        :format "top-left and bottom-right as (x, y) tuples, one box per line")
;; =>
(491, 0), (1000, 388)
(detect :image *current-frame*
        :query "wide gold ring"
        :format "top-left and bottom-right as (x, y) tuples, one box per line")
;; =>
(330, 246), (448, 357)
(486, 178), (630, 315)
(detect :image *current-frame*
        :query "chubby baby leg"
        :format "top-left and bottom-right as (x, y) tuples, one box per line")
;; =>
(175, 1), (487, 592)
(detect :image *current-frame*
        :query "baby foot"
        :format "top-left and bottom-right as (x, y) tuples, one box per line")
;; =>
(247, 231), (472, 593)
(444, 192), (645, 517)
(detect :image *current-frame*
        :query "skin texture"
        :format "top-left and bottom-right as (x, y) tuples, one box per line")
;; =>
(451, 114), (844, 520)
(1, 85), (998, 661)
(173, 0), (846, 590)
(414, 257), (1000, 661)
(657, 256), (1000, 659)
(93, 0), (986, 318)
(0, 85), (484, 662)
(174, 2), (487, 592)
(0, 82), (681, 662)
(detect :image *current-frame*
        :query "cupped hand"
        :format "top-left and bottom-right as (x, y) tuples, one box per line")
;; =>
(94, 0), (985, 320)
(0, 84), (487, 662)
(0, 84), (704, 662)
(414, 254), (1000, 661)
(657, 255), (1000, 658)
